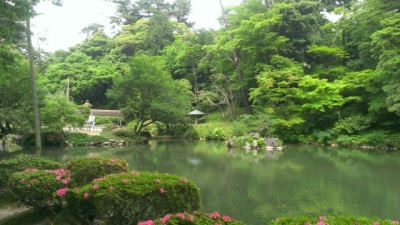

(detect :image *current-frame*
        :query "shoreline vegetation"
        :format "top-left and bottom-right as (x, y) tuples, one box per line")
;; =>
(0, 156), (399, 225)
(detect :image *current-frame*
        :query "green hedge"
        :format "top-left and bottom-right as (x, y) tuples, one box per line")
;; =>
(269, 215), (399, 225)
(139, 211), (244, 225)
(7, 168), (70, 210)
(64, 132), (90, 146)
(67, 171), (201, 225)
(0, 156), (62, 189)
(65, 157), (129, 187)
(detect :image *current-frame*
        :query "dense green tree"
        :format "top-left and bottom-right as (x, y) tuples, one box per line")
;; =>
(107, 55), (193, 134)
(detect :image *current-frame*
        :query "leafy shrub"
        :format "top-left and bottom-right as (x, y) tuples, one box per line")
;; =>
(184, 126), (199, 139)
(8, 168), (70, 210)
(64, 132), (90, 146)
(232, 114), (275, 137)
(67, 171), (201, 225)
(112, 127), (136, 139)
(65, 157), (129, 186)
(0, 156), (62, 189)
(88, 135), (108, 143)
(140, 130), (152, 139)
(206, 127), (227, 140)
(270, 215), (400, 225)
(139, 211), (244, 225)
(95, 116), (124, 126)
(43, 131), (65, 145)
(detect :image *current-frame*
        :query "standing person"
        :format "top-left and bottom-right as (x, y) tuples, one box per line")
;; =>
(88, 113), (95, 126)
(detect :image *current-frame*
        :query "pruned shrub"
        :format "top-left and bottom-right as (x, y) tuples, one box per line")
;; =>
(67, 172), (201, 225)
(206, 127), (227, 140)
(112, 127), (136, 139)
(139, 211), (245, 225)
(7, 168), (70, 210)
(65, 157), (129, 186)
(269, 215), (400, 225)
(0, 156), (62, 189)
(64, 132), (90, 146)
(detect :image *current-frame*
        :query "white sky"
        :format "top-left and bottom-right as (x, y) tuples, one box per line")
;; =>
(32, 0), (243, 52)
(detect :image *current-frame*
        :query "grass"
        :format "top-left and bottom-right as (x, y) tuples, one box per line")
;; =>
(193, 111), (234, 139)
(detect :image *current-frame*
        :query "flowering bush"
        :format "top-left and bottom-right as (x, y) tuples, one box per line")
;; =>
(66, 171), (201, 225)
(65, 157), (128, 186)
(0, 156), (62, 189)
(7, 168), (71, 210)
(138, 211), (245, 225)
(270, 215), (400, 225)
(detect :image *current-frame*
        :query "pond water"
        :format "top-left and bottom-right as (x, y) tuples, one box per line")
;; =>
(4, 140), (400, 224)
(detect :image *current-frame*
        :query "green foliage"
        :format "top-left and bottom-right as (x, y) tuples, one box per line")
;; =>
(65, 157), (128, 187)
(40, 94), (86, 132)
(140, 211), (244, 225)
(107, 55), (193, 134)
(68, 171), (201, 225)
(95, 116), (123, 126)
(64, 132), (90, 146)
(269, 215), (399, 225)
(206, 127), (227, 140)
(232, 114), (275, 137)
(42, 131), (65, 146)
(8, 168), (70, 210)
(0, 156), (62, 189)
(112, 127), (137, 139)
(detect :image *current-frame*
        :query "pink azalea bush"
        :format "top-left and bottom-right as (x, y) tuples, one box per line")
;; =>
(7, 168), (71, 210)
(65, 156), (128, 186)
(66, 171), (200, 225)
(0, 156), (62, 189)
(138, 211), (244, 225)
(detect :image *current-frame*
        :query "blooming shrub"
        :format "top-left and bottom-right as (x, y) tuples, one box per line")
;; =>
(67, 171), (201, 225)
(270, 215), (400, 225)
(0, 156), (62, 189)
(138, 211), (245, 225)
(65, 157), (129, 186)
(7, 168), (71, 210)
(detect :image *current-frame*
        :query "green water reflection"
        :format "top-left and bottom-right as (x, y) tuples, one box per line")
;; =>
(14, 141), (400, 224)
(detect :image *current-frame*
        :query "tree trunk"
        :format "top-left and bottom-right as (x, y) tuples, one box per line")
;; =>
(264, 0), (270, 11)
(218, 0), (252, 114)
(26, 19), (42, 150)
(2, 134), (5, 152)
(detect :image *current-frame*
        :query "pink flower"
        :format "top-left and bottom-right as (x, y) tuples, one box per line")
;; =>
(109, 185), (113, 190)
(317, 222), (325, 225)
(74, 187), (79, 192)
(123, 179), (129, 184)
(83, 192), (89, 199)
(20, 178), (25, 183)
(93, 184), (99, 190)
(209, 211), (220, 219)
(276, 218), (280, 222)
(374, 222), (380, 225)
(156, 179), (161, 183)
(27, 184), (31, 188)
(62, 179), (69, 184)
(392, 221), (400, 224)
(222, 215), (231, 221)
(319, 216), (326, 222)
(164, 214), (171, 220)
(138, 220), (154, 225)
(56, 188), (68, 197)
(188, 214), (194, 222)
(160, 188), (165, 193)
(180, 178), (188, 183)
(177, 213), (185, 219)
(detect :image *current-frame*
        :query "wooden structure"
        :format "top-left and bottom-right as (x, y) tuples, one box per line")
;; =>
(90, 109), (124, 117)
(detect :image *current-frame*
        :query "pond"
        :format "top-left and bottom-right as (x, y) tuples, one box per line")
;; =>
(3, 140), (400, 224)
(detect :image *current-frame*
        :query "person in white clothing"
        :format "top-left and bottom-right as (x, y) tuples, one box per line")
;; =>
(88, 113), (95, 126)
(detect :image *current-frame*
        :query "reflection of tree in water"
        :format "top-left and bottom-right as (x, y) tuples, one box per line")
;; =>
(227, 148), (282, 163)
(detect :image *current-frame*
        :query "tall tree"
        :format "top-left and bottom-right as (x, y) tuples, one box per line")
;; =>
(107, 55), (193, 134)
